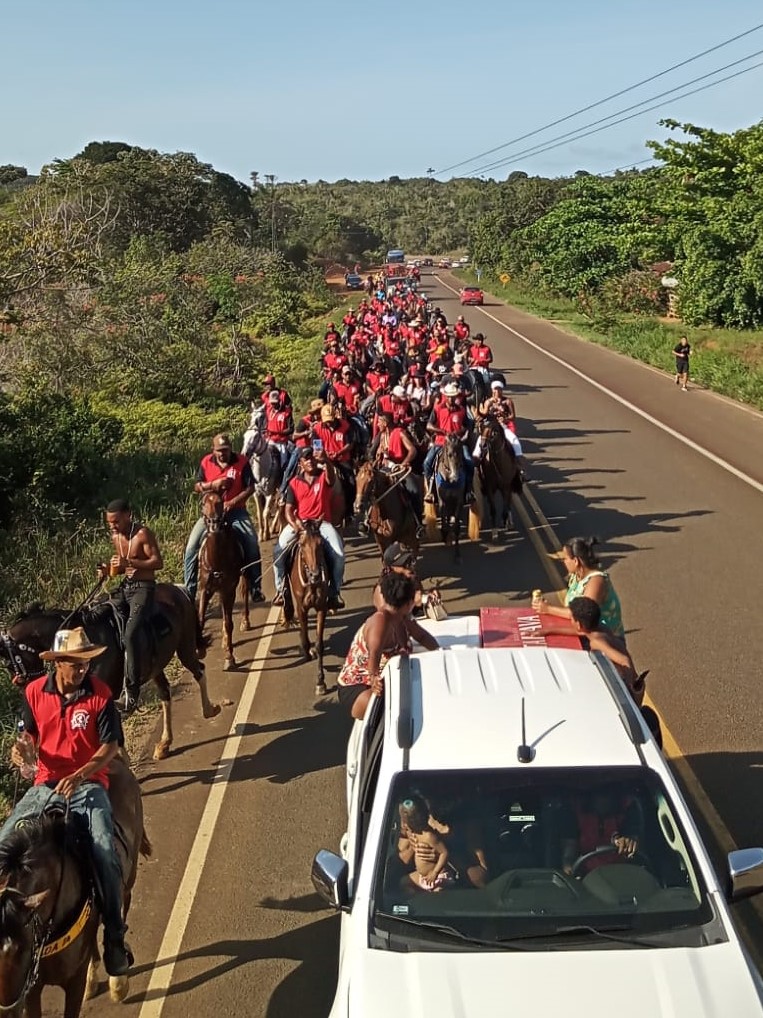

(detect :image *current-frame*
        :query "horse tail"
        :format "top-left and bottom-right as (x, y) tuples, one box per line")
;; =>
(140, 827), (153, 858)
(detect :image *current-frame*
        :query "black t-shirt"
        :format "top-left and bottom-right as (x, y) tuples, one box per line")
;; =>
(673, 342), (691, 359)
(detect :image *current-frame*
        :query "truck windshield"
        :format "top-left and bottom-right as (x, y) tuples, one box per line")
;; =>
(372, 767), (717, 948)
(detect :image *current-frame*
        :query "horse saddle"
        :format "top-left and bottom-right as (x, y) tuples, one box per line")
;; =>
(86, 597), (171, 647)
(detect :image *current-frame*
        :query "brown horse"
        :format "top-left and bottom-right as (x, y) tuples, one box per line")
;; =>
(282, 521), (329, 697)
(0, 589), (219, 761)
(197, 492), (250, 671)
(0, 757), (150, 1017)
(476, 416), (520, 541)
(355, 461), (419, 559)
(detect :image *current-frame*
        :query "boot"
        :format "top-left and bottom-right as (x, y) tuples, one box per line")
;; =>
(103, 931), (132, 977)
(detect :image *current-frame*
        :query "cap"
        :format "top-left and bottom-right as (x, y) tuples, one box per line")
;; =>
(299, 446), (315, 459)
(39, 627), (106, 662)
(268, 390), (280, 402)
(391, 385), (406, 399)
(320, 404), (335, 422)
(382, 542), (417, 568)
(490, 379), (505, 389)
(213, 434), (232, 450)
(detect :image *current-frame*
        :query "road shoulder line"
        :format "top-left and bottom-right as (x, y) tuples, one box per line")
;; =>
(137, 605), (281, 1018)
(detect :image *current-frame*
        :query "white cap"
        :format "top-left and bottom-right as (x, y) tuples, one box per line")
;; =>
(490, 380), (505, 390)
(391, 385), (406, 398)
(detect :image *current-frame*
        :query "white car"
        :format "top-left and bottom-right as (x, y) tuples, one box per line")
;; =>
(313, 612), (763, 1018)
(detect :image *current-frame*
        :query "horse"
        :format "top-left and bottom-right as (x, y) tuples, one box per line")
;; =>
(432, 435), (467, 561)
(0, 756), (150, 1017)
(197, 492), (250, 671)
(476, 416), (520, 541)
(464, 367), (491, 409)
(0, 588), (219, 761)
(355, 461), (419, 559)
(242, 419), (282, 541)
(281, 520), (329, 697)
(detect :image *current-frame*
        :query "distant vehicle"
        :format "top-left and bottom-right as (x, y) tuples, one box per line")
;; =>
(422, 257), (433, 267)
(438, 259), (451, 269)
(345, 273), (363, 290)
(460, 285), (484, 305)
(386, 248), (405, 264)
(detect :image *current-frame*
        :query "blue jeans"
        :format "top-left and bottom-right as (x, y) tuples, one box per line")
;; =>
(274, 522), (344, 594)
(423, 444), (474, 488)
(279, 448), (302, 495)
(183, 508), (262, 600)
(0, 783), (125, 937)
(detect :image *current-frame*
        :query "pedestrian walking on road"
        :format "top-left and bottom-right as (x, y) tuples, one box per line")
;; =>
(673, 336), (691, 390)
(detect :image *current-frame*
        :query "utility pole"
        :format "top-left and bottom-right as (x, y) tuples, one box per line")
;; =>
(263, 173), (277, 253)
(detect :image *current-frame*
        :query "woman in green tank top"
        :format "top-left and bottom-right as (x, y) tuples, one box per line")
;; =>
(532, 536), (624, 638)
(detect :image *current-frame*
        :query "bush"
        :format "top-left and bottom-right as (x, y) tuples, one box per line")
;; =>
(92, 398), (239, 453)
(601, 270), (667, 316)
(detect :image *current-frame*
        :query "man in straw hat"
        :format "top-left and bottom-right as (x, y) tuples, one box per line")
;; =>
(423, 382), (475, 504)
(0, 628), (132, 976)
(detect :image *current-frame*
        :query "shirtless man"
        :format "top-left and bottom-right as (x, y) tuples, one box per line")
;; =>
(98, 498), (163, 715)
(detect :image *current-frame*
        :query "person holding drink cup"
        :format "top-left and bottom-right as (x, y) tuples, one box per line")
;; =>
(97, 498), (164, 715)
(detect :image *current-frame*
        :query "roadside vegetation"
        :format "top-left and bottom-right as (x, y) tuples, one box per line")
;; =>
(0, 144), (335, 804)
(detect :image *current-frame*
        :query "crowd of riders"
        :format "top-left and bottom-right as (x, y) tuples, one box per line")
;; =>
(251, 267), (527, 605)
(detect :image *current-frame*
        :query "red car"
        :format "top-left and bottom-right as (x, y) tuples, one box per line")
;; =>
(460, 286), (484, 306)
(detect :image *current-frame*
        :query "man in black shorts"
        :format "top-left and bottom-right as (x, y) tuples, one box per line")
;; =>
(673, 336), (691, 391)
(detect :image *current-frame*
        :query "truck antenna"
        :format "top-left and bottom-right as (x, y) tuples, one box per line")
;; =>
(517, 697), (535, 764)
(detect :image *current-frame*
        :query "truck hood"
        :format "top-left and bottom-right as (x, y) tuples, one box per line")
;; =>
(345, 944), (763, 1018)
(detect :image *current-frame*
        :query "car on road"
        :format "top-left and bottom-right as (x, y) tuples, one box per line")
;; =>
(460, 285), (484, 305)
(422, 257), (434, 267)
(313, 610), (763, 1018)
(438, 258), (451, 269)
(345, 273), (363, 290)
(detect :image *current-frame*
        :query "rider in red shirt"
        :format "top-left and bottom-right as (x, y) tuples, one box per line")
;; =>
(468, 333), (493, 369)
(454, 315), (470, 345)
(264, 391), (294, 451)
(423, 383), (475, 503)
(272, 448), (345, 610)
(333, 367), (362, 414)
(322, 342), (349, 377)
(324, 322), (341, 346)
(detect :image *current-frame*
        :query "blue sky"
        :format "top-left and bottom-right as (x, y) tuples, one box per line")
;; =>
(3, 0), (762, 183)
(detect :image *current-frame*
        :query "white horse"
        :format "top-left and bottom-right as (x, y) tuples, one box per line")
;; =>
(243, 411), (283, 541)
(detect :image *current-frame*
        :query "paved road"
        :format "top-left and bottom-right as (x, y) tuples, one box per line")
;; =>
(68, 271), (762, 1018)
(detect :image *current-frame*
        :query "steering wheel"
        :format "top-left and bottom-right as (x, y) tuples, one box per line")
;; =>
(571, 844), (650, 879)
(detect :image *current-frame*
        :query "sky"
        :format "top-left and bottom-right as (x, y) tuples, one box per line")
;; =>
(3, 0), (763, 184)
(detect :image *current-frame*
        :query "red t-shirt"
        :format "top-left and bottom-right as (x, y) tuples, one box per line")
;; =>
(265, 405), (294, 443)
(323, 352), (348, 376)
(23, 674), (119, 789)
(469, 344), (493, 367)
(334, 381), (361, 413)
(367, 370), (390, 394)
(387, 427), (408, 463)
(198, 452), (253, 504)
(314, 420), (352, 463)
(286, 471), (332, 520)
(431, 403), (467, 445)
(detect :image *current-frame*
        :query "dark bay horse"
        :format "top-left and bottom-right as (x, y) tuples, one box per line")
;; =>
(282, 521), (328, 697)
(476, 417), (520, 541)
(431, 435), (467, 561)
(0, 757), (150, 1017)
(0, 586), (219, 761)
(355, 461), (419, 559)
(198, 492), (250, 671)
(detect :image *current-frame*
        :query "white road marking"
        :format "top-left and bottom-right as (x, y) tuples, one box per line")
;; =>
(137, 606), (281, 1018)
(437, 276), (763, 495)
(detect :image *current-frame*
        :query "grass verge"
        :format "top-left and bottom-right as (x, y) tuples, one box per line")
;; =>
(455, 270), (763, 411)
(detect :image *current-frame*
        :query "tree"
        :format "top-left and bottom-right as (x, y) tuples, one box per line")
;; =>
(75, 141), (133, 164)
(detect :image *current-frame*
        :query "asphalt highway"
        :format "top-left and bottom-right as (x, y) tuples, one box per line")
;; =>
(69, 271), (762, 1018)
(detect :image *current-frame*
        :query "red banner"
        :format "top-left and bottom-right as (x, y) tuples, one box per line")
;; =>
(479, 607), (583, 650)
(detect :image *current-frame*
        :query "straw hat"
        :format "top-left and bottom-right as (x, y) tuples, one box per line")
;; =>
(442, 382), (460, 398)
(39, 628), (106, 661)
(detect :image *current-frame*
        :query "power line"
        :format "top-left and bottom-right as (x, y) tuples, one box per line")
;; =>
(433, 22), (763, 175)
(469, 58), (763, 177)
(469, 47), (763, 176)
(603, 157), (656, 176)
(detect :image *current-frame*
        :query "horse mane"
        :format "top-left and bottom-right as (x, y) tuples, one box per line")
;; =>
(12, 602), (48, 624)
(0, 815), (64, 882)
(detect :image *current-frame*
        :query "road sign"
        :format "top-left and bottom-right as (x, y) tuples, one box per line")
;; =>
(500, 273), (511, 284)
(475, 268), (483, 282)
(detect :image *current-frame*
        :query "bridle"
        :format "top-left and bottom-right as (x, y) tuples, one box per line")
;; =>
(0, 633), (46, 685)
(297, 523), (325, 587)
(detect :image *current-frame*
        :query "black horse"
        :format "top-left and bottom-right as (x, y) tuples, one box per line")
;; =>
(0, 585), (219, 760)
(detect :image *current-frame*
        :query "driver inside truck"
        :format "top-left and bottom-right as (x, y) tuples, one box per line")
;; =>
(560, 787), (642, 877)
